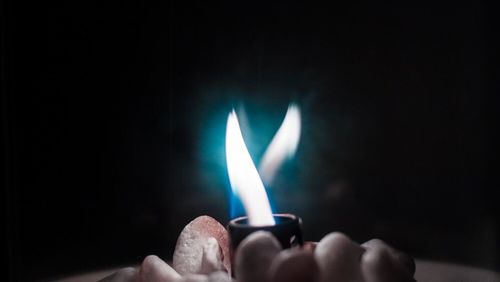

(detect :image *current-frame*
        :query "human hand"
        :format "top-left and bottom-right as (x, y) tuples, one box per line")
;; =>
(99, 216), (415, 282)
(234, 231), (415, 282)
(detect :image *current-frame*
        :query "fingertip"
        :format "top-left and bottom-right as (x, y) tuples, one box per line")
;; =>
(362, 246), (415, 282)
(235, 231), (282, 282)
(315, 232), (364, 282)
(361, 247), (394, 282)
(140, 255), (181, 282)
(362, 238), (415, 275)
(268, 249), (320, 282)
(315, 232), (364, 261)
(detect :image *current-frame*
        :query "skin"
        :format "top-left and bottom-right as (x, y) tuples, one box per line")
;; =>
(315, 232), (366, 282)
(99, 232), (415, 282)
(98, 267), (138, 282)
(138, 255), (181, 282)
(268, 248), (320, 282)
(234, 231), (282, 282)
(361, 239), (416, 282)
(173, 216), (231, 275)
(362, 239), (415, 276)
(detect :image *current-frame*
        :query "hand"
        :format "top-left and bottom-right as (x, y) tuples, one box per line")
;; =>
(98, 216), (415, 282)
(99, 233), (415, 282)
(235, 231), (415, 282)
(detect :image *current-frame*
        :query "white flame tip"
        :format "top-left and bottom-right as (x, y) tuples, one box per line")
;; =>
(226, 109), (275, 226)
(259, 103), (302, 185)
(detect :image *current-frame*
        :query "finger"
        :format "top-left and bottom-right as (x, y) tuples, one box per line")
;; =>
(362, 239), (415, 275)
(179, 274), (208, 282)
(199, 237), (224, 274)
(173, 216), (230, 275)
(207, 271), (232, 282)
(98, 267), (138, 282)
(139, 255), (181, 282)
(361, 246), (415, 282)
(268, 248), (320, 282)
(234, 231), (282, 282)
(314, 232), (364, 282)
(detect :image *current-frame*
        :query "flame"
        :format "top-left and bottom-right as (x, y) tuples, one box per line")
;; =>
(226, 110), (275, 226)
(259, 104), (301, 185)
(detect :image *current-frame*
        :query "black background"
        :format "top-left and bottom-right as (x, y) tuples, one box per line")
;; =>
(2, 1), (499, 281)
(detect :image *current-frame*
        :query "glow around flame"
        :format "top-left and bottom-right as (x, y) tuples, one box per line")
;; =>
(226, 110), (275, 226)
(259, 104), (301, 185)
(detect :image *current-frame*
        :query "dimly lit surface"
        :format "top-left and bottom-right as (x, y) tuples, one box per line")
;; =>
(2, 1), (498, 281)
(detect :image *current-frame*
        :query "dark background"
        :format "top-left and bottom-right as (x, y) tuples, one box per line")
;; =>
(2, 1), (498, 281)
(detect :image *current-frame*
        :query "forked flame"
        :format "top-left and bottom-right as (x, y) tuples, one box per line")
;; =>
(259, 104), (301, 185)
(226, 110), (275, 226)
